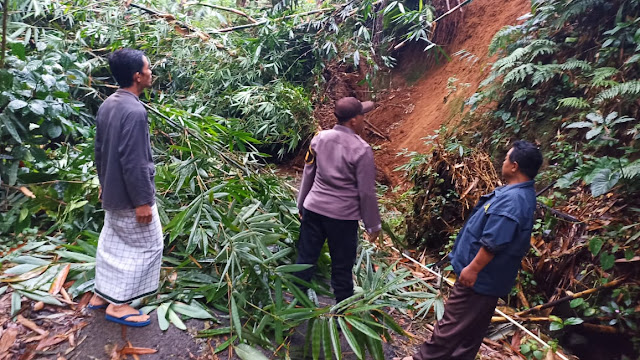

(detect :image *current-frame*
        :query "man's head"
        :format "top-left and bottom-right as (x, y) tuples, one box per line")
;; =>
(502, 140), (543, 183)
(334, 97), (374, 134)
(108, 48), (153, 92)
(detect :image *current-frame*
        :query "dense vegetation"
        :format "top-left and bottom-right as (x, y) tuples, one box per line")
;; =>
(0, 0), (446, 358)
(3, 0), (640, 358)
(403, 0), (640, 358)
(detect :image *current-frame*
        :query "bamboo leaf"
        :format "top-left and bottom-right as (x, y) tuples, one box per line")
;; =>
(364, 328), (385, 360)
(213, 335), (236, 353)
(16, 290), (62, 306)
(234, 344), (269, 360)
(230, 295), (242, 339)
(197, 327), (232, 338)
(11, 292), (21, 318)
(338, 317), (363, 359)
(328, 317), (342, 360)
(56, 251), (95, 263)
(49, 264), (70, 295)
(322, 319), (332, 360)
(157, 303), (171, 331)
(172, 301), (214, 319)
(373, 310), (408, 336)
(345, 316), (381, 339)
(311, 318), (322, 360)
(274, 264), (312, 273)
(168, 307), (187, 330)
(0, 265), (48, 283)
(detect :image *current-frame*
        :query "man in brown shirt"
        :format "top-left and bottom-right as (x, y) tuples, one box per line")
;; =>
(295, 97), (381, 303)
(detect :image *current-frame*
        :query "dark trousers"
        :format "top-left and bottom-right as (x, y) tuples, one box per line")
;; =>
(294, 208), (359, 303)
(413, 282), (498, 360)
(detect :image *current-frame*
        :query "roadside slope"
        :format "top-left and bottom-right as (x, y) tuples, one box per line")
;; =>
(367, 0), (531, 183)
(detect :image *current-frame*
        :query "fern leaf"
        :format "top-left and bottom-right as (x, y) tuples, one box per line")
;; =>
(503, 63), (535, 84)
(595, 80), (640, 104)
(512, 88), (534, 102)
(488, 25), (523, 55)
(590, 67), (619, 88)
(493, 47), (528, 72)
(528, 42), (556, 59)
(531, 64), (559, 86)
(560, 59), (592, 72)
(622, 160), (640, 179)
(479, 71), (501, 88)
(557, 0), (606, 26)
(557, 97), (591, 110)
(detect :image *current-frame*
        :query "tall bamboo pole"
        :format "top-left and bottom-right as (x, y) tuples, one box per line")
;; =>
(1, 0), (9, 68)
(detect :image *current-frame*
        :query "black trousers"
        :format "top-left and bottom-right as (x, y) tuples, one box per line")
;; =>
(294, 208), (359, 303)
(413, 282), (498, 360)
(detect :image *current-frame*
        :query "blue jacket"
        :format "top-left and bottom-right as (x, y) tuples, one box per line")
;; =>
(449, 180), (537, 297)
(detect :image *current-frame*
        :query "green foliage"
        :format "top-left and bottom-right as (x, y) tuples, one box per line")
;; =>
(411, 0), (640, 355)
(519, 338), (549, 360)
(0, 0), (442, 357)
(557, 97), (590, 110)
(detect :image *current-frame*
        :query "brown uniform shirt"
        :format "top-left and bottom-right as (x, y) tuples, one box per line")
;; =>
(297, 125), (381, 233)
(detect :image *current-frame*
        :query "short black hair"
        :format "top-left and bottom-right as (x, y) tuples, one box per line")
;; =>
(509, 140), (543, 180)
(108, 48), (146, 88)
(336, 115), (351, 123)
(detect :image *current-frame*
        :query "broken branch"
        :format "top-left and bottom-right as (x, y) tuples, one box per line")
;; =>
(516, 277), (626, 317)
(186, 2), (257, 23)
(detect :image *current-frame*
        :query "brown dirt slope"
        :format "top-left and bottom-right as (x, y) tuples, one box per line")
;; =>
(366, 0), (530, 184)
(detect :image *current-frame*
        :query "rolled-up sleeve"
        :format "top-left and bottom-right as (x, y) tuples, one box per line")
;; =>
(297, 142), (317, 215)
(118, 110), (155, 207)
(356, 147), (381, 233)
(479, 214), (519, 254)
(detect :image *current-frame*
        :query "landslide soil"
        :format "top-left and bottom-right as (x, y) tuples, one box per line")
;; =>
(290, 0), (531, 188)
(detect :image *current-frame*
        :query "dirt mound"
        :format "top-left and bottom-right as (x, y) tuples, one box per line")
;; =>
(282, 0), (531, 188)
(365, 0), (531, 185)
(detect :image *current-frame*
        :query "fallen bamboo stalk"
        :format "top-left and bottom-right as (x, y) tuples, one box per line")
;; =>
(211, 8), (334, 33)
(516, 277), (626, 317)
(393, 0), (472, 51)
(433, 0), (472, 23)
(537, 202), (581, 223)
(185, 2), (257, 23)
(581, 323), (618, 334)
(536, 180), (557, 197)
(390, 246), (570, 360)
(492, 316), (550, 323)
(129, 3), (210, 40)
(364, 119), (391, 141)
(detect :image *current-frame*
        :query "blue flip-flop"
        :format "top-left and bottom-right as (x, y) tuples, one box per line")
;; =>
(105, 310), (151, 327)
(87, 304), (107, 310)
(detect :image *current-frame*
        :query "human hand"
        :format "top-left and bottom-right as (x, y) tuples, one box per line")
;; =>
(367, 230), (381, 242)
(458, 265), (478, 287)
(98, 186), (102, 200)
(135, 204), (153, 224)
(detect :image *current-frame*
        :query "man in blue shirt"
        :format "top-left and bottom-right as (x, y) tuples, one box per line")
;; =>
(401, 140), (542, 360)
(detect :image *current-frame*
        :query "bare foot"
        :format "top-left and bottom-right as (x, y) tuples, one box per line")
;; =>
(106, 303), (150, 323)
(89, 293), (107, 307)
(392, 357), (414, 360)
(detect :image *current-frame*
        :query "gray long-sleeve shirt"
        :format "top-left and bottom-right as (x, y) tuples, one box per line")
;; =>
(297, 125), (381, 233)
(95, 89), (155, 210)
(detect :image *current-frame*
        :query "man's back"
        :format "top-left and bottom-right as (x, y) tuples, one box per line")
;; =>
(298, 124), (380, 231)
(95, 89), (155, 210)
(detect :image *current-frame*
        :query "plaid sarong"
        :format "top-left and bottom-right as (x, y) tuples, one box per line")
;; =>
(94, 204), (163, 304)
